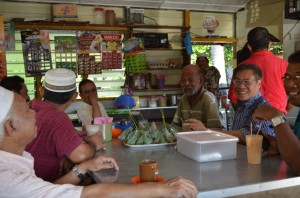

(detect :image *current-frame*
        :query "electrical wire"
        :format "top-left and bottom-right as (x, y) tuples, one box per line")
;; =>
(283, 20), (299, 41)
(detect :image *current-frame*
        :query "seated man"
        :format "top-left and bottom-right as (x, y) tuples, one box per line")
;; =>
(0, 75), (30, 102)
(253, 51), (300, 175)
(26, 68), (104, 182)
(188, 64), (277, 155)
(65, 79), (107, 125)
(172, 64), (222, 130)
(0, 86), (198, 197)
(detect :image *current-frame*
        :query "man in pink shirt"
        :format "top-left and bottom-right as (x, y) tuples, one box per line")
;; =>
(228, 27), (288, 114)
(26, 68), (104, 182)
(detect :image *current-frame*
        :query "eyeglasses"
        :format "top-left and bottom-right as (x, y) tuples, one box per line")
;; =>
(282, 75), (300, 83)
(232, 79), (257, 86)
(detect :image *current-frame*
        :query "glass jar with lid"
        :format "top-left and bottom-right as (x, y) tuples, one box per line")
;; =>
(105, 10), (116, 26)
(94, 7), (105, 24)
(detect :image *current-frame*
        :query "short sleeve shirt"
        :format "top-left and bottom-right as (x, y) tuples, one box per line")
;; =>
(173, 88), (222, 128)
(26, 99), (84, 182)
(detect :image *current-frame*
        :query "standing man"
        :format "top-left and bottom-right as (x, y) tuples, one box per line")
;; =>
(65, 79), (107, 125)
(196, 53), (221, 102)
(26, 68), (104, 182)
(172, 64), (221, 130)
(228, 27), (288, 113)
(253, 51), (300, 175)
(0, 75), (30, 102)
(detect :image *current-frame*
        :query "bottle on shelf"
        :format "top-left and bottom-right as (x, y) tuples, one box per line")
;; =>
(94, 7), (105, 24)
(105, 10), (116, 26)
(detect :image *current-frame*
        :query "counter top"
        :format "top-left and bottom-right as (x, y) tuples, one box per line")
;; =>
(93, 139), (299, 197)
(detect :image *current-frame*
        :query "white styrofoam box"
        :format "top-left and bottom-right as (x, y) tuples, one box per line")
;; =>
(176, 130), (239, 162)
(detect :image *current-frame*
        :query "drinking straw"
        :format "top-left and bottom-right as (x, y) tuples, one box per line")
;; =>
(250, 122), (253, 136)
(256, 122), (263, 135)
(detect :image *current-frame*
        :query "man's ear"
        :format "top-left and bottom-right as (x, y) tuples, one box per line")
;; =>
(38, 86), (44, 98)
(72, 92), (78, 102)
(3, 119), (16, 137)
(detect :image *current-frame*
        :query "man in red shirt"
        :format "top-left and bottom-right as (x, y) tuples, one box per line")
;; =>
(228, 27), (288, 114)
(26, 68), (104, 182)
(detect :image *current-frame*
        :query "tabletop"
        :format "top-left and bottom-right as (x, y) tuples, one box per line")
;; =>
(92, 139), (300, 197)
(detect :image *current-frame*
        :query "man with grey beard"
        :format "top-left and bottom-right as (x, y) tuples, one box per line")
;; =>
(172, 64), (222, 131)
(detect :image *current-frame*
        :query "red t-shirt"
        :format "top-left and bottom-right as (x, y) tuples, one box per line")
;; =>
(26, 99), (83, 182)
(228, 51), (288, 114)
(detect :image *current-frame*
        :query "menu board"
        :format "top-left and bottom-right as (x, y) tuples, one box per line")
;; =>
(54, 36), (77, 73)
(77, 31), (102, 75)
(21, 30), (52, 77)
(101, 33), (123, 69)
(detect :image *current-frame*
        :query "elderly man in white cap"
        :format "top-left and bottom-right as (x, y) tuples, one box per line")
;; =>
(25, 68), (105, 183)
(0, 86), (198, 197)
(196, 53), (221, 103)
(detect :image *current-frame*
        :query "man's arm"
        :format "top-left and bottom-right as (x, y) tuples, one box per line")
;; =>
(253, 104), (300, 175)
(89, 93), (102, 118)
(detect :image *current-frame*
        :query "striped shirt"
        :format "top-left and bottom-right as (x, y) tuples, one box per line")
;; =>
(231, 92), (275, 137)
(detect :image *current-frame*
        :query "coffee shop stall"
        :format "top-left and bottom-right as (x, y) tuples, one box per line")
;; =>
(1, 0), (300, 197)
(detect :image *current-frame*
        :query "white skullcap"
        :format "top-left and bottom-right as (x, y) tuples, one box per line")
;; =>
(0, 87), (14, 124)
(44, 68), (76, 92)
(197, 53), (208, 58)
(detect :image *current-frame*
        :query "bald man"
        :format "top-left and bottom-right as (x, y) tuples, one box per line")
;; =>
(172, 64), (222, 130)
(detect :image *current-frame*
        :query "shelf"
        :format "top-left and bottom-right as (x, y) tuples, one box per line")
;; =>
(191, 37), (237, 43)
(14, 21), (189, 32)
(14, 21), (128, 31)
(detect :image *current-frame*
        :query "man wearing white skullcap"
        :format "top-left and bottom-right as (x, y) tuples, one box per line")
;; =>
(25, 68), (105, 182)
(196, 53), (221, 103)
(0, 87), (198, 197)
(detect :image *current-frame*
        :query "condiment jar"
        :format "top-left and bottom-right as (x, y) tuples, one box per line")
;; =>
(105, 10), (116, 26)
(94, 7), (105, 24)
(148, 96), (157, 108)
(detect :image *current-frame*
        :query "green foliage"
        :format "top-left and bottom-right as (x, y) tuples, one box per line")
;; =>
(269, 45), (283, 54)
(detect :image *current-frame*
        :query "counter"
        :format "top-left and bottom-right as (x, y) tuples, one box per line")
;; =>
(92, 139), (300, 197)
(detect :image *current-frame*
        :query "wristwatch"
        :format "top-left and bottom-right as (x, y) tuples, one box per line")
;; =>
(72, 165), (85, 180)
(271, 115), (286, 127)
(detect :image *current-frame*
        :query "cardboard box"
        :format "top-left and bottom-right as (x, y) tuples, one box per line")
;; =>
(176, 130), (238, 162)
(53, 4), (77, 22)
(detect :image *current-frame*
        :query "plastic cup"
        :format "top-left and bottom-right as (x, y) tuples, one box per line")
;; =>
(85, 125), (100, 136)
(182, 122), (191, 132)
(99, 123), (112, 142)
(246, 135), (263, 164)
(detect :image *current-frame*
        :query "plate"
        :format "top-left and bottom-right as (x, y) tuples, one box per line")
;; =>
(123, 142), (176, 149)
(131, 176), (165, 183)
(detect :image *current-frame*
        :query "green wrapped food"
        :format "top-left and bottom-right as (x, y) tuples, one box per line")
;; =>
(143, 130), (153, 144)
(118, 126), (133, 142)
(126, 130), (138, 145)
(136, 131), (144, 145)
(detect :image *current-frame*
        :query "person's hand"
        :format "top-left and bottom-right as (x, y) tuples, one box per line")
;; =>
(88, 91), (98, 106)
(162, 176), (198, 198)
(84, 132), (106, 151)
(186, 118), (207, 131)
(252, 104), (283, 121)
(79, 155), (119, 173)
(262, 133), (279, 156)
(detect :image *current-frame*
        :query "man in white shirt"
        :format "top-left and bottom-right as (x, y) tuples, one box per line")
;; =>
(0, 86), (198, 197)
(66, 79), (107, 125)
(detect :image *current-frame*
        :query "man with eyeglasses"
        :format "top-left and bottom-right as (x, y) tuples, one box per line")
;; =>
(228, 27), (288, 114)
(189, 64), (278, 155)
(253, 51), (300, 175)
